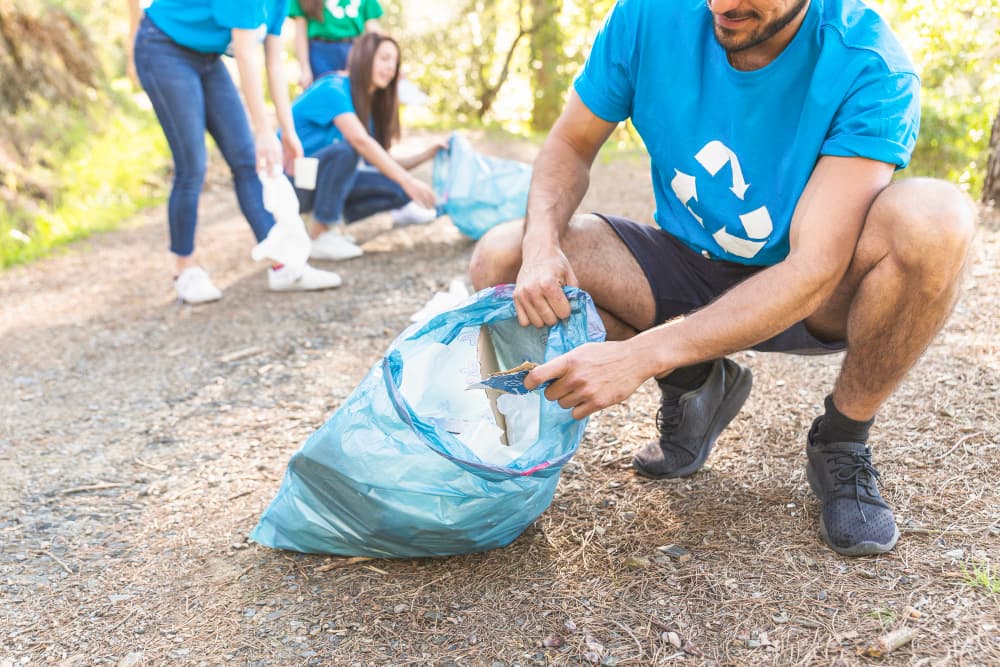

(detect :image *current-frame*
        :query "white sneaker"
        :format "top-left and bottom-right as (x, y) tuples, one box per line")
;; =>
(175, 266), (222, 304)
(310, 227), (364, 260)
(268, 263), (342, 291)
(390, 201), (438, 226)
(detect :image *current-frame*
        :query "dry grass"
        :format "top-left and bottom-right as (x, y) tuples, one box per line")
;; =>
(1, 138), (997, 666)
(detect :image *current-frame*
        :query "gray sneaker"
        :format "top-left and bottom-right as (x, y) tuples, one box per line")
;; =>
(632, 358), (752, 479)
(806, 418), (899, 556)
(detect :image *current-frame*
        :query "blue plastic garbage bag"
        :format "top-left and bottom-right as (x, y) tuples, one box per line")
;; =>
(433, 133), (533, 240)
(250, 284), (606, 557)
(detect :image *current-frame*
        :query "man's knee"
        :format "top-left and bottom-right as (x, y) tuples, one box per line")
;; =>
(469, 219), (525, 290)
(870, 178), (976, 293)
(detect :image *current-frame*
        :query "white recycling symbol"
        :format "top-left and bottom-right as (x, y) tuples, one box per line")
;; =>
(327, 0), (361, 19)
(670, 140), (773, 259)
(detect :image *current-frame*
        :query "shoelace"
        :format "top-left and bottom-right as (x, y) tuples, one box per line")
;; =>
(655, 392), (683, 433)
(826, 450), (883, 522)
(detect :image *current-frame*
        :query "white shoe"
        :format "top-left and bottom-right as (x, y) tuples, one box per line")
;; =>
(390, 201), (438, 226)
(310, 228), (364, 260)
(175, 267), (222, 304)
(268, 263), (342, 291)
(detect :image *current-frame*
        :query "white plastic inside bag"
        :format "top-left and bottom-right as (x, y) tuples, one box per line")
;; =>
(398, 334), (540, 466)
(251, 170), (311, 270)
(409, 278), (470, 323)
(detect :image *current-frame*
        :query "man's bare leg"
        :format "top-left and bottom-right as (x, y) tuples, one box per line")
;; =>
(808, 177), (976, 419)
(470, 214), (656, 340)
(804, 177), (976, 555)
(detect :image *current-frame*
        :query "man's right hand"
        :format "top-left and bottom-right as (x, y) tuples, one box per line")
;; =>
(513, 249), (578, 328)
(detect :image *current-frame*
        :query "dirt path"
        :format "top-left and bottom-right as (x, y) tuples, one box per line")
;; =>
(2, 139), (998, 665)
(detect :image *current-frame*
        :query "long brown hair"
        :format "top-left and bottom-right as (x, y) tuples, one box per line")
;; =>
(299, 0), (325, 22)
(347, 32), (401, 150)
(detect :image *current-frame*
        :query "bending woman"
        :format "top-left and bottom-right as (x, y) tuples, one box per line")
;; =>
(290, 0), (383, 90)
(130, 0), (341, 303)
(292, 32), (441, 261)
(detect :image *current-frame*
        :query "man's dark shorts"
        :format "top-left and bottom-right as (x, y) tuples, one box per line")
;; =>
(598, 214), (845, 355)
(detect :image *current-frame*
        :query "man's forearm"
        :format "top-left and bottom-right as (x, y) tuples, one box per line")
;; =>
(522, 132), (592, 251)
(631, 254), (841, 377)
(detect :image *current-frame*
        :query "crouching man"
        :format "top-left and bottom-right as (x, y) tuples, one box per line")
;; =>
(469, 0), (975, 555)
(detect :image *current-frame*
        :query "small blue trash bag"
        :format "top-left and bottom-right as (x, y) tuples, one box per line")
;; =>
(250, 284), (605, 558)
(432, 133), (533, 240)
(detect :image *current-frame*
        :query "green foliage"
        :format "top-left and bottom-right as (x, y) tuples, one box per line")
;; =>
(0, 101), (168, 269)
(961, 561), (1000, 595)
(0, 1), (170, 269)
(874, 0), (1000, 195)
(399, 0), (613, 131)
(866, 606), (897, 628)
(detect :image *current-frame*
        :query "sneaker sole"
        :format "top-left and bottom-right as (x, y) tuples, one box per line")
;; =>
(806, 466), (900, 556)
(633, 362), (753, 480)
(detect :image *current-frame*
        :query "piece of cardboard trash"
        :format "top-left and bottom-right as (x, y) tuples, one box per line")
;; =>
(476, 326), (509, 445)
(466, 361), (541, 395)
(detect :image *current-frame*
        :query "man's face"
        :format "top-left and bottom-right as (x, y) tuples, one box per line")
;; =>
(707, 0), (810, 53)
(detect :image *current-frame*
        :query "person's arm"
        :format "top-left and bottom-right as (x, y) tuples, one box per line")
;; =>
(514, 91), (617, 328)
(335, 113), (437, 208)
(363, 18), (381, 33)
(529, 155), (895, 418)
(264, 32), (303, 174)
(393, 139), (448, 171)
(125, 0), (142, 86)
(293, 17), (313, 89)
(230, 28), (283, 174)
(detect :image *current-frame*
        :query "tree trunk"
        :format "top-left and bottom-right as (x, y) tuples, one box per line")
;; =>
(983, 104), (1000, 205)
(529, 0), (563, 132)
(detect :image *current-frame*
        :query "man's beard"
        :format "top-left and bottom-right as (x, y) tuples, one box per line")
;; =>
(711, 0), (810, 53)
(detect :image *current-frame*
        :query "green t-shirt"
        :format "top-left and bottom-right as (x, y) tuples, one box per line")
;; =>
(288, 0), (383, 40)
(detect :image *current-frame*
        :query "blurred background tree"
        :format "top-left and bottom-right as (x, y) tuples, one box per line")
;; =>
(2, 0), (997, 267)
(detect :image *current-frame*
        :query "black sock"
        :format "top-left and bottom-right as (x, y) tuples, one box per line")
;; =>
(660, 361), (714, 391)
(814, 394), (874, 445)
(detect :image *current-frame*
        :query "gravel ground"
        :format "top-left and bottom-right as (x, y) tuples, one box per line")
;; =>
(1, 135), (998, 666)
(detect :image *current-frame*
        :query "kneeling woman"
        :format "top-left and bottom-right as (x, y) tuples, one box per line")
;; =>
(291, 32), (442, 260)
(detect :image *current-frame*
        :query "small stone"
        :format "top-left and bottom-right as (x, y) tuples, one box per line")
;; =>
(623, 556), (650, 570)
(622, 511), (636, 521)
(667, 631), (682, 649)
(541, 635), (564, 648)
(904, 606), (921, 619)
(117, 653), (143, 667)
(563, 620), (577, 633)
(816, 590), (828, 602)
(656, 544), (691, 562)
(943, 548), (965, 560)
(393, 604), (407, 614)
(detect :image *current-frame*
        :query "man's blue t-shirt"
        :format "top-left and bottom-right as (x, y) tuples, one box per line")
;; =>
(146, 0), (287, 54)
(292, 74), (356, 156)
(574, 0), (920, 266)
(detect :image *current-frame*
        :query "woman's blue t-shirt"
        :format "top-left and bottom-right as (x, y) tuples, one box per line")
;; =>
(574, 0), (920, 266)
(146, 0), (288, 54)
(291, 74), (357, 156)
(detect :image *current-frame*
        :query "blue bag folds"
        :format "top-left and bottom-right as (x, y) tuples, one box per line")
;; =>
(250, 285), (605, 557)
(432, 133), (533, 240)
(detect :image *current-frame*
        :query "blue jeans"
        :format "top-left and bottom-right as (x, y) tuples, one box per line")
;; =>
(134, 16), (274, 257)
(297, 142), (409, 225)
(308, 39), (353, 78)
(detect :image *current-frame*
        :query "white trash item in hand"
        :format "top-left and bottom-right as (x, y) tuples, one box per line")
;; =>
(252, 171), (312, 271)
